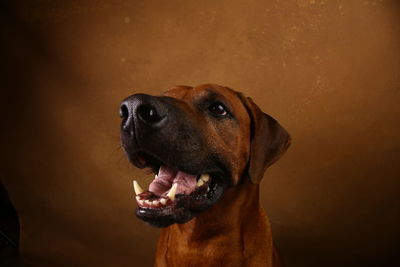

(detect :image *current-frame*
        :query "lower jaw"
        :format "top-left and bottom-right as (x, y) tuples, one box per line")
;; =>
(136, 205), (196, 227)
(135, 182), (228, 227)
(135, 191), (211, 227)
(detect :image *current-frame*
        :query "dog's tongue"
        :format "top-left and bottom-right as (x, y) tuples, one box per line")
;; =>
(149, 165), (197, 196)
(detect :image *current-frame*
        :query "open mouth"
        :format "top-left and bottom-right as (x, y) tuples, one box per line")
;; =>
(134, 167), (212, 208)
(130, 151), (228, 227)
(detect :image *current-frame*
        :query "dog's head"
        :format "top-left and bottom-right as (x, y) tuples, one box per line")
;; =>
(120, 84), (290, 227)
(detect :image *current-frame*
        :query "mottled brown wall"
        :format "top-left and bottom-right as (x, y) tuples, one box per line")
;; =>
(1, 0), (399, 266)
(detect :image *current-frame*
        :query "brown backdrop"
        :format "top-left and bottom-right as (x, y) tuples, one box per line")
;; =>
(1, 0), (399, 266)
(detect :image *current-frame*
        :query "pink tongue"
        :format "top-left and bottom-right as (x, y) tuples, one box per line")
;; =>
(149, 165), (197, 196)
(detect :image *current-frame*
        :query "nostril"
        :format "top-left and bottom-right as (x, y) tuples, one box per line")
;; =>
(120, 103), (129, 120)
(137, 104), (162, 124)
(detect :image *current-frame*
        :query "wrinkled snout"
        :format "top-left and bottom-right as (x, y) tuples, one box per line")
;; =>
(119, 92), (220, 178)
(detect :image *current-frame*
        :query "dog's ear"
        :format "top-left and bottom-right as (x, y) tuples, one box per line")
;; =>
(239, 95), (291, 184)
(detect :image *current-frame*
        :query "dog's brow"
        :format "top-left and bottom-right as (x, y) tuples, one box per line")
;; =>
(204, 89), (227, 101)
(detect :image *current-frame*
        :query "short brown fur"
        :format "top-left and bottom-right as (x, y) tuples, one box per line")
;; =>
(154, 85), (290, 267)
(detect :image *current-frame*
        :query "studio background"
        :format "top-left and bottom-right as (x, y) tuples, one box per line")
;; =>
(1, 0), (399, 266)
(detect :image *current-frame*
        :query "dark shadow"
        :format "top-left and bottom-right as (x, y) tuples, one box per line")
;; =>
(0, 181), (21, 266)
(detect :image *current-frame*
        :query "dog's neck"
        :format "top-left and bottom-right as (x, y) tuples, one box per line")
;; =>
(156, 177), (276, 266)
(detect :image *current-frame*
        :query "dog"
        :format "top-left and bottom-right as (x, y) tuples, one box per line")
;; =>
(120, 84), (290, 266)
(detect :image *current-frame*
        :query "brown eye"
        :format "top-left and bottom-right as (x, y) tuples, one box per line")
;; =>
(208, 102), (228, 116)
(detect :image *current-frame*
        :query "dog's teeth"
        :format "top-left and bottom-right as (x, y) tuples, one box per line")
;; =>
(135, 196), (140, 201)
(139, 200), (144, 205)
(167, 183), (178, 201)
(200, 174), (210, 182)
(196, 179), (204, 187)
(160, 198), (167, 205)
(153, 200), (159, 205)
(133, 180), (144, 195)
(145, 200), (152, 205)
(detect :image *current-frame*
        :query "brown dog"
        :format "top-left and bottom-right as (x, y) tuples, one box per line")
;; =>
(120, 84), (290, 266)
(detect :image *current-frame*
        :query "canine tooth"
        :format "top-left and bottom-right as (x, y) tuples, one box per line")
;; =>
(197, 179), (204, 187)
(160, 198), (167, 205)
(133, 180), (144, 195)
(167, 183), (178, 201)
(200, 174), (210, 182)
(135, 196), (140, 201)
(139, 200), (144, 205)
(145, 200), (152, 205)
(153, 200), (159, 205)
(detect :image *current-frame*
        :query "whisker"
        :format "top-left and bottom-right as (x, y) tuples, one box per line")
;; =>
(112, 144), (123, 154)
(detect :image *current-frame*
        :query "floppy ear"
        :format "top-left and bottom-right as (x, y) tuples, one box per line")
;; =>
(240, 96), (291, 184)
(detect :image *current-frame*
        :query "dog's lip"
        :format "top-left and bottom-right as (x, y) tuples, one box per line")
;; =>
(131, 150), (163, 174)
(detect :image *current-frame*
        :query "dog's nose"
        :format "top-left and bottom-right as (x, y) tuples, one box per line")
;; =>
(136, 104), (163, 124)
(120, 94), (166, 133)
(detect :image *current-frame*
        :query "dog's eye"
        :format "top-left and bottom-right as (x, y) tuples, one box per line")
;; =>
(208, 102), (228, 116)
